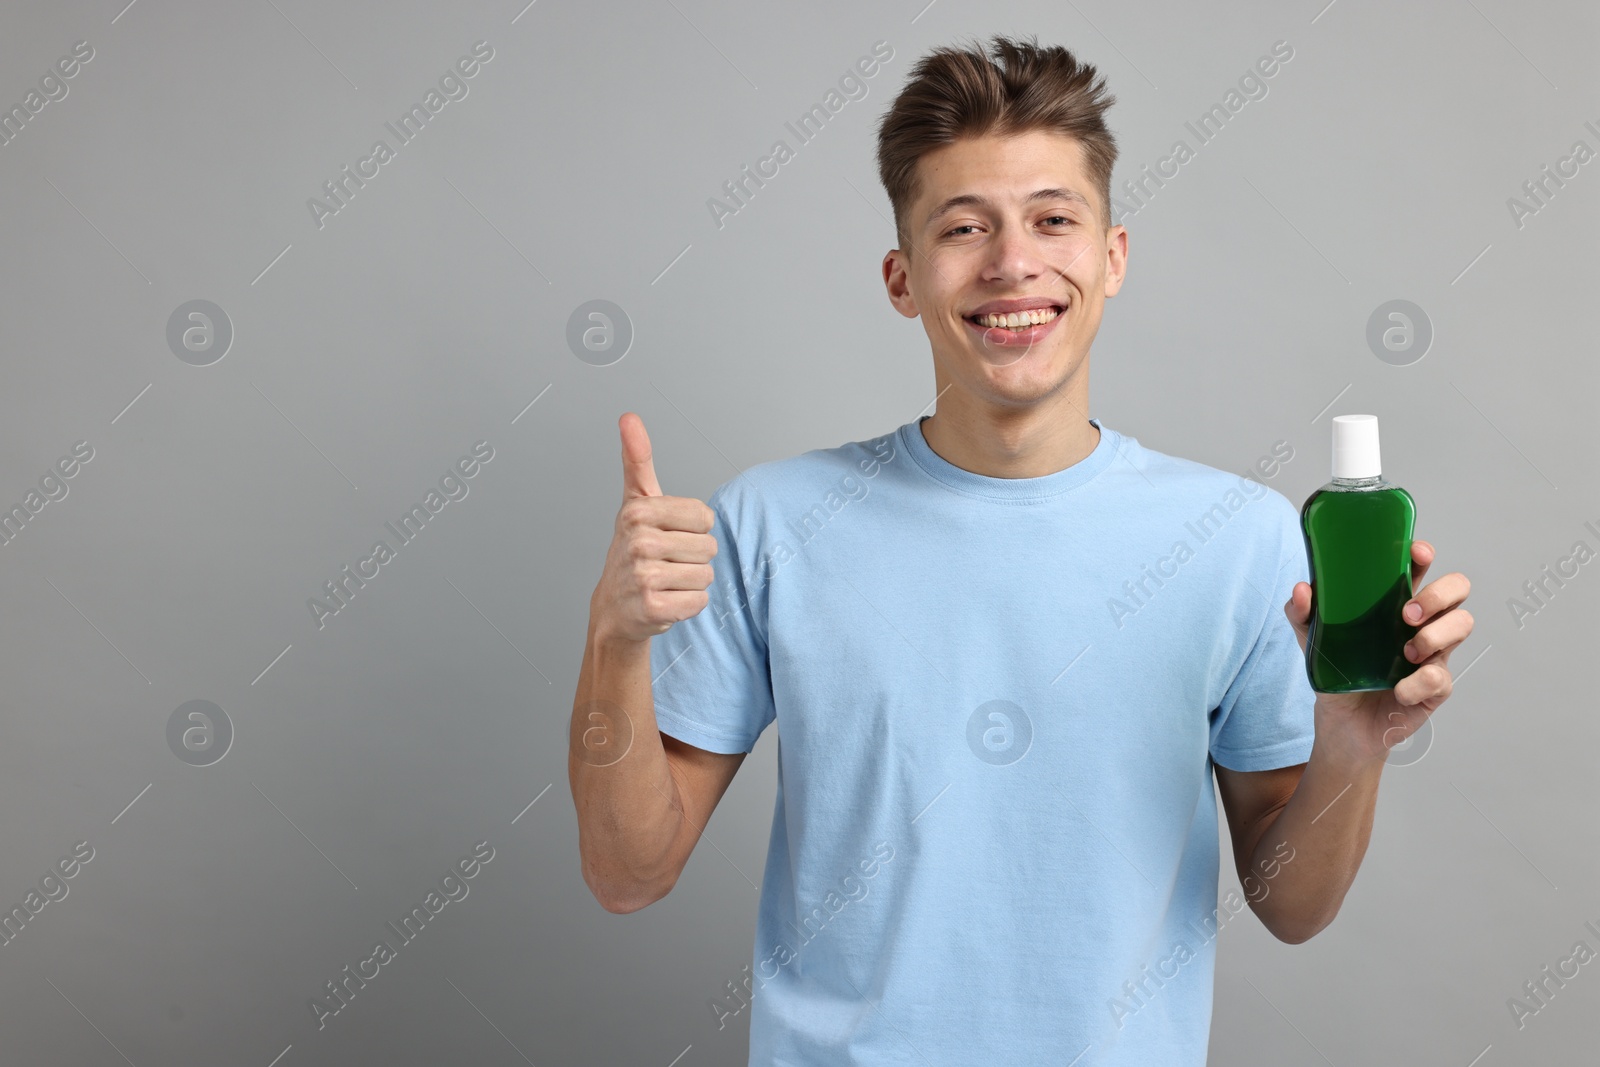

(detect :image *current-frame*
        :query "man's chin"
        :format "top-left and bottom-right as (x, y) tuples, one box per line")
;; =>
(971, 372), (1069, 407)
(970, 338), (1076, 373)
(969, 335), (1055, 369)
(959, 352), (1082, 403)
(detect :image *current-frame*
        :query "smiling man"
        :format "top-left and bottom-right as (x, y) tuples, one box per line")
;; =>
(571, 34), (1474, 1067)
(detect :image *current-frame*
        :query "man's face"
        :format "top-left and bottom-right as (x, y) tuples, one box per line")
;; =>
(883, 129), (1127, 411)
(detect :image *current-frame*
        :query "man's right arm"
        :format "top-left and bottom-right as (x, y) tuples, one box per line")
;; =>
(569, 619), (746, 913)
(568, 412), (743, 914)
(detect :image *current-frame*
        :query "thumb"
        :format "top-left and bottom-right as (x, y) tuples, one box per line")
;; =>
(619, 412), (663, 499)
(1283, 581), (1311, 653)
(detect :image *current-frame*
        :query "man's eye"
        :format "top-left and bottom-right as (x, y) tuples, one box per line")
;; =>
(944, 219), (1070, 235)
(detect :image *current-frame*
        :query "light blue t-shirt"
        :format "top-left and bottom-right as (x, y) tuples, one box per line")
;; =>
(649, 415), (1316, 1066)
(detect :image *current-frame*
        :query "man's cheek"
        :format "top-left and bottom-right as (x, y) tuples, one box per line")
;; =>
(1053, 235), (1097, 288)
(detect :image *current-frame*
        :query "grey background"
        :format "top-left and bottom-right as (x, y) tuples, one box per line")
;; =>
(0, 0), (1594, 1064)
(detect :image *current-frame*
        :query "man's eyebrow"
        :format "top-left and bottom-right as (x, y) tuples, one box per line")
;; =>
(924, 188), (1091, 229)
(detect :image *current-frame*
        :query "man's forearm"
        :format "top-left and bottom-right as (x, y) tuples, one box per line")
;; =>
(1247, 736), (1387, 943)
(568, 616), (686, 910)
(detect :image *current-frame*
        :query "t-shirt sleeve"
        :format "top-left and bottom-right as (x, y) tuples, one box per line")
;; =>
(648, 480), (777, 755)
(1208, 495), (1317, 772)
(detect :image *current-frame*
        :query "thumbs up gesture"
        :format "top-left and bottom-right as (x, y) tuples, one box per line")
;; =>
(591, 413), (720, 645)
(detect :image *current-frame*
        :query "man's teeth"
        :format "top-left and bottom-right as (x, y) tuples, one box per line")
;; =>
(973, 307), (1060, 328)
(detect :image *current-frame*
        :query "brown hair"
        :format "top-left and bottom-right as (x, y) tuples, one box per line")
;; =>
(875, 34), (1118, 251)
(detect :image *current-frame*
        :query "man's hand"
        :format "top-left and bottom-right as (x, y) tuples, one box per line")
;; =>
(590, 413), (719, 646)
(1283, 539), (1473, 766)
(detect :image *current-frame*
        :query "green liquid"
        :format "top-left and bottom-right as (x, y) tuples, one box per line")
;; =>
(1300, 481), (1420, 693)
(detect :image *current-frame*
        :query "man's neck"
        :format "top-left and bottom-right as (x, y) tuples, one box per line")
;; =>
(919, 393), (1101, 480)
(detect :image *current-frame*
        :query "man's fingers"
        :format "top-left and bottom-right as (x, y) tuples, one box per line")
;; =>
(1404, 607), (1474, 663)
(1283, 581), (1311, 627)
(602, 414), (720, 642)
(1393, 661), (1452, 709)
(1403, 570), (1471, 626)
(621, 495), (716, 534)
(620, 412), (664, 500)
(641, 529), (719, 564)
(1283, 581), (1311, 652)
(646, 588), (714, 621)
(653, 561), (717, 592)
(1409, 539), (1434, 591)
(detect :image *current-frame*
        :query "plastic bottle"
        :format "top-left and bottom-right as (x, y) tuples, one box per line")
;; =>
(1300, 414), (1420, 693)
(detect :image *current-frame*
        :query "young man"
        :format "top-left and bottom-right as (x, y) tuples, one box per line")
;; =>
(571, 34), (1473, 1066)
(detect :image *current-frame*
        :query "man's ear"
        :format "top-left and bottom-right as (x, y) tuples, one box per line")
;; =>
(1102, 224), (1128, 298)
(883, 249), (920, 318)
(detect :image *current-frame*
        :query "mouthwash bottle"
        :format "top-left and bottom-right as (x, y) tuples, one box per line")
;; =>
(1300, 414), (1419, 693)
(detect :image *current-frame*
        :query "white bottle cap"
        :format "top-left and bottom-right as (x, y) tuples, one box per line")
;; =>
(1331, 414), (1381, 479)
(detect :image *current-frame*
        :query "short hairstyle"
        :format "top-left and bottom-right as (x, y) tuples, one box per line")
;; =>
(874, 34), (1119, 251)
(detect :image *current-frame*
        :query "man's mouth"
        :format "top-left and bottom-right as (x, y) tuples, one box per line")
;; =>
(961, 302), (1067, 347)
(964, 304), (1064, 331)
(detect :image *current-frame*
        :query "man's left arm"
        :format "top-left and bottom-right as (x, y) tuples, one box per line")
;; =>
(1216, 538), (1473, 944)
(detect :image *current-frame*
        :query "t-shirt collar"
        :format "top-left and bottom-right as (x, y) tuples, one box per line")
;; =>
(898, 414), (1119, 501)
